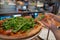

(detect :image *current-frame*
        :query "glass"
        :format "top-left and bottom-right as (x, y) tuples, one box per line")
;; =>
(37, 1), (44, 7)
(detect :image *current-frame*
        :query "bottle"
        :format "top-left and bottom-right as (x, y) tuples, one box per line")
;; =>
(34, 12), (38, 18)
(32, 13), (38, 18)
(24, 0), (28, 10)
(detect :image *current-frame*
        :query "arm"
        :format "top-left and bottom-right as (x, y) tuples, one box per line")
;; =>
(50, 23), (60, 40)
(41, 19), (60, 40)
(51, 28), (60, 40)
(45, 13), (60, 22)
(53, 15), (60, 22)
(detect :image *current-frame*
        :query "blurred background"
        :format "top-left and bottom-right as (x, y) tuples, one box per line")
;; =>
(0, 0), (60, 19)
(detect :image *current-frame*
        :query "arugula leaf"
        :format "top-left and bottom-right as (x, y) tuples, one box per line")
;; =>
(2, 17), (35, 33)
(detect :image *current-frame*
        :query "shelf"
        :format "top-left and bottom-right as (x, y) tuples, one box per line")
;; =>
(0, 8), (43, 16)
(0, 11), (42, 16)
(0, 5), (44, 16)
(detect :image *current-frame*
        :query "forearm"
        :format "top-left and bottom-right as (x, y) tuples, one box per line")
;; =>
(55, 18), (60, 22)
(51, 29), (60, 40)
(54, 16), (60, 22)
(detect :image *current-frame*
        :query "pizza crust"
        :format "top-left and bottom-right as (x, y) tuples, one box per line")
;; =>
(0, 25), (42, 39)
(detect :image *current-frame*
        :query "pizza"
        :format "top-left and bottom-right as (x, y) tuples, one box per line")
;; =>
(0, 16), (42, 39)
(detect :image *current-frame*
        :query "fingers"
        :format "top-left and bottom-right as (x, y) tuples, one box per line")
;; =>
(45, 13), (59, 21)
(37, 21), (45, 26)
(48, 18), (57, 29)
(47, 19), (51, 25)
(50, 19), (57, 29)
(51, 19), (56, 24)
(41, 18), (56, 28)
(41, 21), (50, 27)
(45, 13), (55, 18)
(41, 13), (58, 29)
(47, 13), (55, 16)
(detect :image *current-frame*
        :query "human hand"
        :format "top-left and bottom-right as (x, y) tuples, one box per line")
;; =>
(45, 13), (60, 22)
(41, 19), (57, 31)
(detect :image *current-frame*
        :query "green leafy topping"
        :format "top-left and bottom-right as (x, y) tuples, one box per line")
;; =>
(2, 17), (35, 33)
